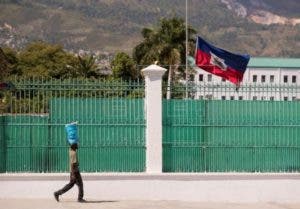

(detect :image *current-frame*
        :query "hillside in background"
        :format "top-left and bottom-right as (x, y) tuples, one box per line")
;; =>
(236, 0), (300, 18)
(0, 0), (299, 57)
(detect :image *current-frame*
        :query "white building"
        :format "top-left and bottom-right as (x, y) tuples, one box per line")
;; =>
(189, 57), (300, 101)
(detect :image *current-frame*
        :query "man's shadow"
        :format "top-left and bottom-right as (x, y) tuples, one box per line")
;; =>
(83, 200), (117, 204)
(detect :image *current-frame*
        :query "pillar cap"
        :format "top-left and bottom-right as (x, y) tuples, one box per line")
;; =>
(142, 64), (167, 77)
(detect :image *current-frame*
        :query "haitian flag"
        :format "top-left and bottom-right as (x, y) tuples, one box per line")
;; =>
(195, 36), (250, 85)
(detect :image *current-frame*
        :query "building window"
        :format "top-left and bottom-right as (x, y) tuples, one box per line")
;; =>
(284, 97), (288, 101)
(199, 74), (203, 82)
(207, 74), (212, 82)
(261, 96), (266, 101)
(253, 96), (257, 100)
(238, 96), (243, 100)
(253, 75), (257, 83)
(222, 78), (226, 82)
(292, 96), (297, 101)
(190, 74), (194, 81)
(270, 75), (274, 83)
(283, 75), (288, 83)
(221, 96), (226, 100)
(230, 96), (235, 100)
(261, 75), (266, 83)
(199, 96), (204, 100)
(270, 96), (274, 101)
(292, 75), (297, 83)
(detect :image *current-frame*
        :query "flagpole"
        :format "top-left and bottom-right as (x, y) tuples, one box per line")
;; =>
(185, 0), (188, 99)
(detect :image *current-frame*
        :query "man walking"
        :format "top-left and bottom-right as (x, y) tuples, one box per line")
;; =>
(54, 143), (85, 202)
(54, 122), (85, 202)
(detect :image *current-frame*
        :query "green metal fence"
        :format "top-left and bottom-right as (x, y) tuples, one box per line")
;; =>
(0, 78), (145, 172)
(163, 82), (300, 101)
(3, 115), (49, 172)
(49, 98), (145, 172)
(1, 79), (300, 173)
(0, 116), (5, 172)
(163, 99), (300, 172)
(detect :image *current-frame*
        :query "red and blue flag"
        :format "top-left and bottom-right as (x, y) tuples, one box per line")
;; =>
(195, 36), (250, 85)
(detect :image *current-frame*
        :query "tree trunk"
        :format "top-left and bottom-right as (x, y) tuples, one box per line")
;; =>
(166, 65), (172, 99)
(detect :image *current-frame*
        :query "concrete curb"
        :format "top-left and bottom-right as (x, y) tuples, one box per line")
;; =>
(1, 172), (300, 180)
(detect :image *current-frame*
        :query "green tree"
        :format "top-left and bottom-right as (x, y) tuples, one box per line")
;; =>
(17, 41), (76, 79)
(0, 47), (9, 80)
(73, 55), (100, 79)
(132, 17), (196, 98)
(111, 52), (138, 81)
(0, 47), (17, 113)
(2, 47), (20, 77)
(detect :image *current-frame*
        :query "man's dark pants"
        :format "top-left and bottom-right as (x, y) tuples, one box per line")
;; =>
(55, 172), (83, 200)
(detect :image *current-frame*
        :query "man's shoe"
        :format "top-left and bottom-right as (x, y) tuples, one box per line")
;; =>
(77, 198), (86, 203)
(54, 192), (59, 202)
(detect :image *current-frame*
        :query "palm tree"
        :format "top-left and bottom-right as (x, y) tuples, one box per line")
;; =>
(133, 17), (196, 99)
(75, 55), (100, 78)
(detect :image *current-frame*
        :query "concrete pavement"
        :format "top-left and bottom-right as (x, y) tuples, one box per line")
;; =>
(2, 173), (300, 203)
(1, 173), (300, 206)
(1, 199), (300, 209)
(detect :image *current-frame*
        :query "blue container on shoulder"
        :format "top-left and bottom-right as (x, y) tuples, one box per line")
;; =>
(65, 122), (79, 145)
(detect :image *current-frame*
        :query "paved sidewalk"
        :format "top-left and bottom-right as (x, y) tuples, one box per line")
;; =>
(1, 199), (300, 209)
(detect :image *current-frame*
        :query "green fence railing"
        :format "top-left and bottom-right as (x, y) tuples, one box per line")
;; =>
(0, 79), (145, 172)
(0, 116), (6, 172)
(3, 115), (49, 172)
(1, 79), (300, 173)
(49, 98), (145, 172)
(163, 99), (300, 172)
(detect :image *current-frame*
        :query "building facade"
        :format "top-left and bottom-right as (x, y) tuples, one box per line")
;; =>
(191, 57), (300, 101)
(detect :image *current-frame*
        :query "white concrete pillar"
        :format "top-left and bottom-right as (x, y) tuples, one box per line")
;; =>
(142, 64), (167, 173)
